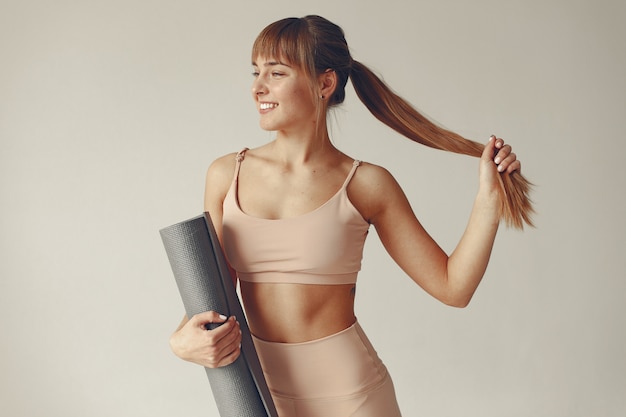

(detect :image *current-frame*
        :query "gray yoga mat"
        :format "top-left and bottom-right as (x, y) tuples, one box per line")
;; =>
(160, 213), (278, 417)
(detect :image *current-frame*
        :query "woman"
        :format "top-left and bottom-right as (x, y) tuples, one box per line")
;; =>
(170, 15), (533, 416)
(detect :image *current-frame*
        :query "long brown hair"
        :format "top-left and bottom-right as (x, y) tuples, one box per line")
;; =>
(252, 15), (534, 229)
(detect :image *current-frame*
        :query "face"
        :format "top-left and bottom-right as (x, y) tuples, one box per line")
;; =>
(251, 56), (318, 134)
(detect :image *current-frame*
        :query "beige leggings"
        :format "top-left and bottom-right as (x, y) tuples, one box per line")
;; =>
(252, 321), (402, 417)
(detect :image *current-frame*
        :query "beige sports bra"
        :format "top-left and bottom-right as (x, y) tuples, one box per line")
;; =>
(221, 149), (370, 285)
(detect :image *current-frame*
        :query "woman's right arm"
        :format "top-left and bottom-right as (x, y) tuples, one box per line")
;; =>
(169, 153), (242, 368)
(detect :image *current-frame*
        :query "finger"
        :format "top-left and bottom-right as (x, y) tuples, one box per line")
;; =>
(496, 152), (517, 173)
(203, 319), (242, 367)
(207, 340), (242, 368)
(190, 311), (229, 328)
(214, 322), (242, 360)
(203, 315), (238, 341)
(218, 343), (242, 367)
(204, 317), (240, 350)
(505, 159), (521, 174)
(481, 135), (498, 161)
(494, 144), (512, 165)
(495, 148), (513, 172)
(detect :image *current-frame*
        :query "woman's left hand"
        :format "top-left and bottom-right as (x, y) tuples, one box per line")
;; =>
(479, 135), (521, 192)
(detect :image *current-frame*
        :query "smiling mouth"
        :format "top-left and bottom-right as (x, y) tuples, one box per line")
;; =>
(259, 102), (278, 110)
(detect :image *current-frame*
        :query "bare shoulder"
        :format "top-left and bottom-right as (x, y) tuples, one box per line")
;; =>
(348, 161), (407, 222)
(206, 152), (238, 184)
(352, 161), (399, 189)
(204, 152), (239, 211)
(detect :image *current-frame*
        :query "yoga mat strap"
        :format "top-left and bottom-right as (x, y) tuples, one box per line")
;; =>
(160, 213), (278, 417)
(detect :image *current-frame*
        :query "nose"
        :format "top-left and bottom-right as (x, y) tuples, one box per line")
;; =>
(252, 76), (267, 96)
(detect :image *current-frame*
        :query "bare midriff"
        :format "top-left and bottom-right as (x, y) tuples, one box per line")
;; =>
(239, 281), (357, 343)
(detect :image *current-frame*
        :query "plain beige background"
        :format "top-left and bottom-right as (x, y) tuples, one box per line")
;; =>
(1, 0), (624, 416)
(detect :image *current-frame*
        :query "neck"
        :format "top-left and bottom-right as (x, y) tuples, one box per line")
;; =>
(272, 125), (335, 165)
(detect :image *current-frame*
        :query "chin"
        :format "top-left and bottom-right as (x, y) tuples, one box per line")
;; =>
(259, 124), (276, 132)
(259, 120), (281, 131)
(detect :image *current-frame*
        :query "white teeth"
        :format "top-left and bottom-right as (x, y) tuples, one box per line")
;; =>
(260, 102), (278, 110)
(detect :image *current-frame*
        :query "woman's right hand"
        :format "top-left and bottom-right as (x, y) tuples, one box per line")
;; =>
(169, 311), (242, 368)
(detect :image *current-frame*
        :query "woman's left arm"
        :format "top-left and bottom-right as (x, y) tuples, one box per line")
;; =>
(366, 136), (520, 307)
(445, 135), (520, 305)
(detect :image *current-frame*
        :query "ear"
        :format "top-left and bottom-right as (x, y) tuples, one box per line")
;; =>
(318, 69), (337, 100)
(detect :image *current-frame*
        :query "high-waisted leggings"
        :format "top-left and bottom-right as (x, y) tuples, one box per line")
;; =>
(252, 321), (402, 417)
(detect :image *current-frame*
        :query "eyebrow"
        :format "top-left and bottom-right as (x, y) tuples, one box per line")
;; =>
(251, 60), (291, 68)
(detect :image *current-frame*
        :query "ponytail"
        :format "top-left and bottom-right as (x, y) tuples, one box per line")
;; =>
(349, 60), (534, 229)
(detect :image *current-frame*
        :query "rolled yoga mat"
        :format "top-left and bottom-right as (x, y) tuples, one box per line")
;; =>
(160, 213), (278, 417)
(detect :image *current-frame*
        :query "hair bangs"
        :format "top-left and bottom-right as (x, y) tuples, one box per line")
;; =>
(252, 18), (316, 78)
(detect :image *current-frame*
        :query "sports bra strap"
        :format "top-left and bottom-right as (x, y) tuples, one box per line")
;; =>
(232, 148), (249, 180)
(235, 148), (249, 162)
(341, 160), (361, 189)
